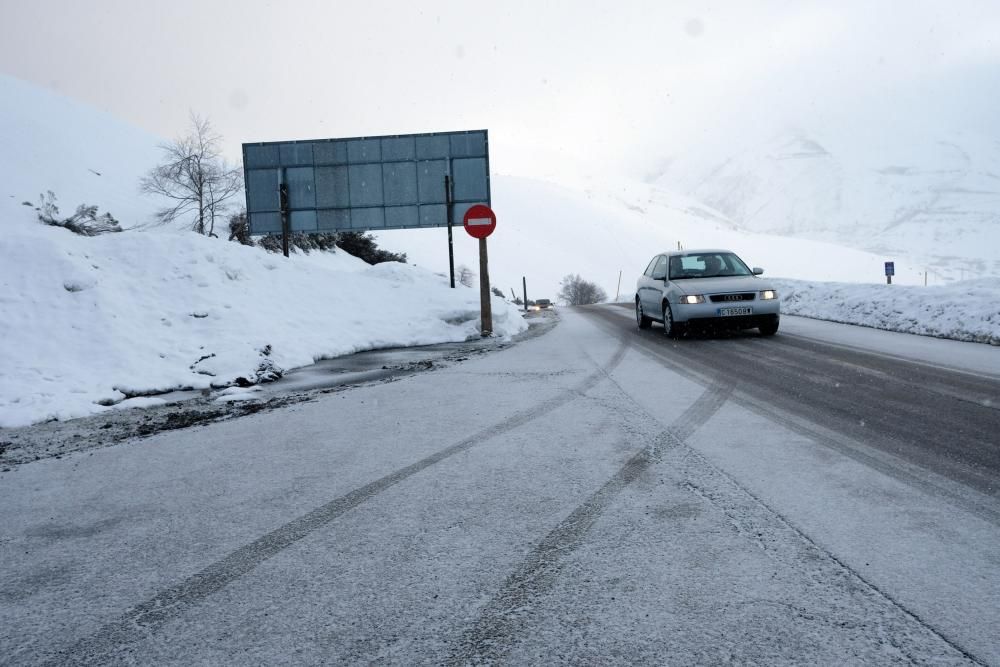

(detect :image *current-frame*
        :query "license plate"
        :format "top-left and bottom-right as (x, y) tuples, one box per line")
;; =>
(718, 306), (752, 316)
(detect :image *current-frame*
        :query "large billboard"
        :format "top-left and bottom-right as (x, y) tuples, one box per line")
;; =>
(242, 129), (490, 235)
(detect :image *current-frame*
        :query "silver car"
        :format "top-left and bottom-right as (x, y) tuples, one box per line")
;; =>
(635, 249), (780, 337)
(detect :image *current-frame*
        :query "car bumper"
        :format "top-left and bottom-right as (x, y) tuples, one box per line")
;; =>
(673, 300), (780, 325)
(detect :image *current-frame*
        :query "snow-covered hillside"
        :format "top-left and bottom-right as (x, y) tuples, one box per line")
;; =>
(656, 129), (1000, 281)
(0, 209), (526, 427)
(0, 72), (165, 227)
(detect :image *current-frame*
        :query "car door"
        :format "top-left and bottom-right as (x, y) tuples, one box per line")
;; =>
(637, 256), (656, 310)
(641, 255), (668, 315)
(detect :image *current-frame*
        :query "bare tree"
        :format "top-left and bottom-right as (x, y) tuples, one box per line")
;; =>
(140, 114), (243, 235)
(457, 264), (476, 288)
(557, 274), (608, 305)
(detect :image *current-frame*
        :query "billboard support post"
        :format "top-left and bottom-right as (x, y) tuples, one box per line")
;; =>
(445, 174), (455, 288)
(279, 177), (290, 258)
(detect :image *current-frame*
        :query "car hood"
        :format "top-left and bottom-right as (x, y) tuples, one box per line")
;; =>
(672, 276), (773, 294)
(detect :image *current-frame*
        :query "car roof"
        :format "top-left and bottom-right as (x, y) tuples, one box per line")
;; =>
(656, 249), (735, 257)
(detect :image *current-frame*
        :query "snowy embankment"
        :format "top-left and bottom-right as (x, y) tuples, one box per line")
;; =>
(0, 213), (526, 428)
(773, 278), (1000, 346)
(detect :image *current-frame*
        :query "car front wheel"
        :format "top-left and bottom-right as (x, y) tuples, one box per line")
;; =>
(636, 299), (652, 329)
(759, 316), (779, 336)
(662, 302), (683, 338)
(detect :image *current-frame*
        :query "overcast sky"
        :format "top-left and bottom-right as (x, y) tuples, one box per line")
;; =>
(2, 1), (998, 180)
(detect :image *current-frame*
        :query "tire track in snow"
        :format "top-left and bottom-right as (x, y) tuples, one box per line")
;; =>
(45, 341), (631, 666)
(446, 382), (732, 666)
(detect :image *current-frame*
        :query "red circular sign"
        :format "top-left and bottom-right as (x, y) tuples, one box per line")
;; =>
(463, 204), (496, 239)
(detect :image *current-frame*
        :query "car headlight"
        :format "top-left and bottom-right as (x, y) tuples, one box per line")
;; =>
(679, 295), (705, 304)
(759, 290), (777, 300)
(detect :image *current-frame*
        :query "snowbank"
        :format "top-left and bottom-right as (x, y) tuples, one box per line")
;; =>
(0, 209), (526, 427)
(774, 278), (1000, 345)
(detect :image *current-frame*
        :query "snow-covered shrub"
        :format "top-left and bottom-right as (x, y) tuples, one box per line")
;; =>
(255, 232), (339, 254)
(32, 191), (121, 236)
(335, 231), (407, 264)
(227, 210), (253, 246)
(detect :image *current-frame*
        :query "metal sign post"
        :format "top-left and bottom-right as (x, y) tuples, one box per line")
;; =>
(463, 204), (497, 336)
(279, 179), (290, 258)
(445, 174), (455, 288)
(885, 261), (895, 285)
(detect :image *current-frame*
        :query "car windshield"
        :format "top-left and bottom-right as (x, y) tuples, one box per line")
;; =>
(669, 252), (752, 279)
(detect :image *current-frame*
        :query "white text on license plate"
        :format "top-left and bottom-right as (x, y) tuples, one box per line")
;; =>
(718, 306), (752, 316)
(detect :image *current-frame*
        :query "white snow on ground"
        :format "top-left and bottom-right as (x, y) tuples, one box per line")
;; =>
(773, 278), (1000, 345)
(0, 208), (526, 427)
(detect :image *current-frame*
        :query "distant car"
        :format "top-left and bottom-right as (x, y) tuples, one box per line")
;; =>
(635, 249), (779, 337)
(529, 299), (552, 312)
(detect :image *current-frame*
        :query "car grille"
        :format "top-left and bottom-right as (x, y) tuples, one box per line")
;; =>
(709, 292), (756, 303)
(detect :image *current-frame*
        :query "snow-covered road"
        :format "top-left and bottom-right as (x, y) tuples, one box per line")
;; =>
(1, 309), (997, 664)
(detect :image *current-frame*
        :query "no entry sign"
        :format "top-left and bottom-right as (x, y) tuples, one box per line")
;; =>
(463, 204), (496, 239)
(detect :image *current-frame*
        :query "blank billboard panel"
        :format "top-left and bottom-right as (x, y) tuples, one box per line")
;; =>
(279, 143), (314, 166)
(247, 169), (279, 212)
(243, 129), (489, 234)
(317, 209), (350, 231)
(289, 210), (317, 232)
(348, 164), (384, 207)
(286, 167), (316, 209)
(313, 142), (348, 165)
(315, 166), (350, 208)
(452, 158), (488, 201)
(383, 162), (418, 206)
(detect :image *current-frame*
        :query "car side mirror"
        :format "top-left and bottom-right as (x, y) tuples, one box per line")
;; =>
(752, 267), (764, 275)
(652, 270), (667, 281)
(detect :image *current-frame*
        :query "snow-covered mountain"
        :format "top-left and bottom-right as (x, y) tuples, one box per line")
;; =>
(655, 129), (1000, 281)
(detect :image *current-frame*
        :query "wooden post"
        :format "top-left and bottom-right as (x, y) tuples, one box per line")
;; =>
(479, 237), (493, 336)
